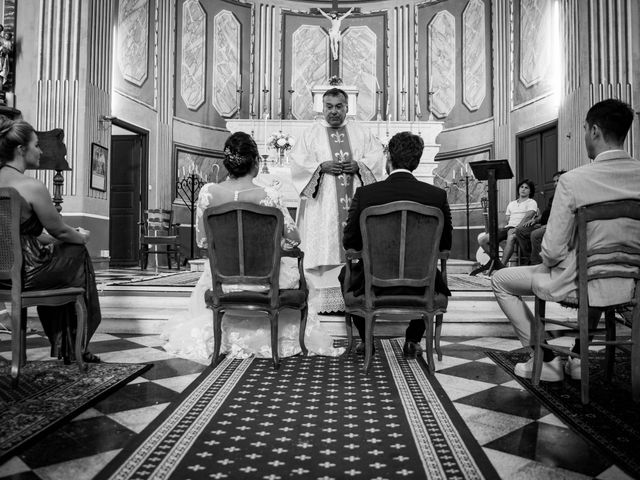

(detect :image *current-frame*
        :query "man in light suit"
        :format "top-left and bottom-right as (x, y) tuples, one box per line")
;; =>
(492, 98), (640, 381)
(340, 131), (453, 357)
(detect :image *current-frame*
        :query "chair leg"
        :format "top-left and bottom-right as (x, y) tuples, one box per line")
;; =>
(174, 247), (181, 271)
(424, 313), (435, 374)
(343, 312), (354, 357)
(75, 297), (88, 372)
(10, 303), (23, 387)
(212, 308), (223, 367)
(19, 307), (26, 367)
(270, 310), (280, 370)
(579, 302), (590, 404)
(299, 305), (308, 356)
(434, 313), (443, 361)
(166, 250), (172, 269)
(531, 298), (545, 386)
(363, 313), (375, 374)
(605, 310), (616, 381)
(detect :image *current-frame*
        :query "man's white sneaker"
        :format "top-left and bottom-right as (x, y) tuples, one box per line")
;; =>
(514, 355), (564, 382)
(564, 356), (582, 380)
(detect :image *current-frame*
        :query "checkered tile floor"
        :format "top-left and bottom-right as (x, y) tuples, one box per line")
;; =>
(0, 332), (633, 480)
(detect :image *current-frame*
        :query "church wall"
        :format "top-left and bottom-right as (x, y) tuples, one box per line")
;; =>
(14, 0), (114, 261)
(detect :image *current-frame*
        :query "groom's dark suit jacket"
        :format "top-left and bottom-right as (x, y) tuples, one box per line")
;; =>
(341, 171), (452, 297)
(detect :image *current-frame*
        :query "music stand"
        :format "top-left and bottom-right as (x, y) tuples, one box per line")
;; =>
(469, 160), (513, 273)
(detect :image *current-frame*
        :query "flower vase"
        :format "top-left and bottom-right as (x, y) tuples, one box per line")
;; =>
(277, 149), (285, 166)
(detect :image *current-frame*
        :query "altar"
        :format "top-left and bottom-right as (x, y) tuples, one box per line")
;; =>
(226, 119), (444, 208)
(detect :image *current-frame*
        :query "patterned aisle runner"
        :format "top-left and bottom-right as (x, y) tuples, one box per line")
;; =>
(97, 339), (498, 480)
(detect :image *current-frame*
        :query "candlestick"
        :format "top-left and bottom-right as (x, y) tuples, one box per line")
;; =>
(263, 112), (269, 152)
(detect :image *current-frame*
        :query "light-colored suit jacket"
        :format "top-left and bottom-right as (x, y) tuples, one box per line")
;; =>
(533, 149), (640, 306)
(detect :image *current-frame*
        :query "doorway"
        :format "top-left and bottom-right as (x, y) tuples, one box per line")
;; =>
(108, 121), (148, 267)
(517, 124), (558, 209)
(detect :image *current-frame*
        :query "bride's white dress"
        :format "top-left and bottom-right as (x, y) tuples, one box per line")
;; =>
(162, 184), (344, 362)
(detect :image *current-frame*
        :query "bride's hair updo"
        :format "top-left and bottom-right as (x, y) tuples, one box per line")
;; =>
(0, 116), (35, 164)
(223, 132), (259, 178)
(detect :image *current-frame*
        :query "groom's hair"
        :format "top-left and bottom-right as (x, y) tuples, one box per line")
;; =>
(388, 132), (423, 172)
(323, 88), (348, 103)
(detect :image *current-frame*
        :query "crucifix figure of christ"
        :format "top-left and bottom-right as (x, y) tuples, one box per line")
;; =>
(318, 5), (354, 61)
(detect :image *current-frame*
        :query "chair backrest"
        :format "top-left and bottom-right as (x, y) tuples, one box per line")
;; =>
(143, 209), (173, 236)
(203, 202), (283, 296)
(0, 187), (23, 298)
(577, 199), (640, 305)
(360, 200), (444, 298)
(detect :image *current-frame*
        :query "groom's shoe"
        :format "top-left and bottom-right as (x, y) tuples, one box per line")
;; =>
(403, 341), (423, 358)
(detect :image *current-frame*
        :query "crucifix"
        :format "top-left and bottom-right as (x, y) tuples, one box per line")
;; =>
(317, 0), (355, 75)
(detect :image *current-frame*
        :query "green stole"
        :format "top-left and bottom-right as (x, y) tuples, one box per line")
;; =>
(326, 126), (355, 261)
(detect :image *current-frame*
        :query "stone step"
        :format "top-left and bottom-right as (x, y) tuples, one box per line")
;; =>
(12, 287), (576, 338)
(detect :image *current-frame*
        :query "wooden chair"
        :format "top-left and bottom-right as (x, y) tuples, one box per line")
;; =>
(203, 202), (308, 369)
(531, 199), (640, 404)
(139, 208), (181, 270)
(342, 201), (448, 373)
(0, 187), (88, 387)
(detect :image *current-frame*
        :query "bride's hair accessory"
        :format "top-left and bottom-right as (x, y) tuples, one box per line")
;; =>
(224, 146), (247, 170)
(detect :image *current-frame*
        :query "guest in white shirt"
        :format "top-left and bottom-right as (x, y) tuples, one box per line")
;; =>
(474, 179), (538, 272)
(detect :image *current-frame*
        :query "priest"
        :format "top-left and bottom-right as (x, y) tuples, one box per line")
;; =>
(290, 87), (384, 313)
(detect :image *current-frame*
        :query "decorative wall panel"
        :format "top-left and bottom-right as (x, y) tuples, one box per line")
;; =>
(341, 26), (377, 121)
(462, 0), (486, 111)
(428, 10), (455, 118)
(519, 0), (552, 87)
(117, 0), (149, 86)
(291, 25), (329, 120)
(212, 10), (240, 118)
(180, 0), (206, 110)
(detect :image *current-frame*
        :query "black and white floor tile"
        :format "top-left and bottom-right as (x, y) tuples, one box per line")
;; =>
(0, 332), (634, 480)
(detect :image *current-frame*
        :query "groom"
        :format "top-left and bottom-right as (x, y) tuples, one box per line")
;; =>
(339, 131), (452, 356)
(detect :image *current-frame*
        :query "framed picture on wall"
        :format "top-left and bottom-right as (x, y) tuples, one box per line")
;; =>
(90, 143), (108, 192)
(173, 143), (228, 202)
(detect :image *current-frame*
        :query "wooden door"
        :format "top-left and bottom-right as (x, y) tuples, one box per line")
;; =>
(518, 125), (558, 209)
(109, 135), (143, 266)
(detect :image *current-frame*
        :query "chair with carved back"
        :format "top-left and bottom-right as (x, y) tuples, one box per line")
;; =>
(139, 208), (181, 270)
(203, 202), (308, 369)
(531, 199), (640, 404)
(0, 187), (88, 387)
(342, 201), (448, 373)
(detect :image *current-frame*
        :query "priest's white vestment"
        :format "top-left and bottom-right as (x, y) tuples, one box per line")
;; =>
(289, 119), (384, 312)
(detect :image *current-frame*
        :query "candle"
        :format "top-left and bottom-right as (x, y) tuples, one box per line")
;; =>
(238, 73), (242, 90)
(465, 163), (469, 175)
(264, 112), (268, 151)
(375, 77), (380, 91)
(415, 93), (422, 118)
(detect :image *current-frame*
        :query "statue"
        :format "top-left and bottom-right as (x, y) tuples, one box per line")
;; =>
(318, 8), (354, 61)
(0, 25), (14, 89)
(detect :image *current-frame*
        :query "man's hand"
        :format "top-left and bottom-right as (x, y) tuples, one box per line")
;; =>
(320, 161), (343, 175)
(341, 161), (359, 174)
(521, 219), (536, 227)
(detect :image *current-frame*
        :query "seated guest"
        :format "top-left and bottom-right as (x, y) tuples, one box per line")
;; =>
(516, 170), (565, 265)
(472, 179), (537, 274)
(492, 99), (640, 381)
(0, 117), (102, 363)
(339, 131), (452, 357)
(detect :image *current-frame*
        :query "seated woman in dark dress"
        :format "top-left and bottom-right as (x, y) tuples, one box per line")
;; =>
(0, 117), (101, 363)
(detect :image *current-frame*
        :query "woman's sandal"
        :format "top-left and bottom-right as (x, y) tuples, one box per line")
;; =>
(82, 352), (101, 363)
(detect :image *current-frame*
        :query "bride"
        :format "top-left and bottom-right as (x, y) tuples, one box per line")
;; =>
(162, 132), (344, 362)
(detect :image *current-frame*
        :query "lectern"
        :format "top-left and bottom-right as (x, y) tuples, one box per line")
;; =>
(469, 160), (513, 273)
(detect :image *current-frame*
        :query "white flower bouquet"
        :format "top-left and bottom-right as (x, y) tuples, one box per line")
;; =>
(267, 131), (295, 153)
